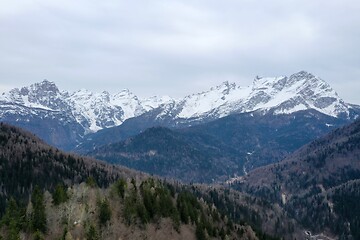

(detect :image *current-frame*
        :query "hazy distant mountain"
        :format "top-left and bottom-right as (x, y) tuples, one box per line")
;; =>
(234, 119), (360, 239)
(1, 71), (359, 150)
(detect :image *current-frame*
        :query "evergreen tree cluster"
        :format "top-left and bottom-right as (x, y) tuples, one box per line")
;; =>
(190, 186), (282, 240)
(0, 186), (47, 240)
(118, 178), (252, 240)
(0, 122), (120, 215)
(331, 180), (360, 239)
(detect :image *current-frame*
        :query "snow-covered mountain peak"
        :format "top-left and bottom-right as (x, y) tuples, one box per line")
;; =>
(250, 71), (349, 117)
(12, 79), (60, 98)
(171, 71), (354, 120)
(0, 80), (66, 110)
(29, 79), (58, 91)
(289, 70), (316, 81)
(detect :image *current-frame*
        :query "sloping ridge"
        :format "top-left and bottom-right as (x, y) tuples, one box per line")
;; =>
(241, 118), (360, 192)
(236, 119), (360, 238)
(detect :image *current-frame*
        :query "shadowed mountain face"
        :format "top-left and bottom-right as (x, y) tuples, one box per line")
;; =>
(234, 119), (360, 238)
(88, 127), (238, 183)
(87, 110), (352, 183)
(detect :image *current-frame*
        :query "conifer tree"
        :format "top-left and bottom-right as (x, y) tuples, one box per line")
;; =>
(31, 186), (46, 233)
(98, 198), (111, 226)
(52, 184), (68, 205)
(86, 224), (99, 240)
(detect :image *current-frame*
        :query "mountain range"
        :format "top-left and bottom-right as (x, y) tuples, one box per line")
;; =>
(1, 71), (359, 151)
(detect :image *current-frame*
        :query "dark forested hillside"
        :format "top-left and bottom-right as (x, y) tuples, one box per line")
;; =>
(180, 109), (351, 170)
(88, 127), (240, 183)
(87, 110), (349, 183)
(0, 122), (142, 215)
(234, 119), (360, 239)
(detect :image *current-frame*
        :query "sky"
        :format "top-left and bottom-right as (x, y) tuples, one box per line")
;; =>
(0, 0), (360, 103)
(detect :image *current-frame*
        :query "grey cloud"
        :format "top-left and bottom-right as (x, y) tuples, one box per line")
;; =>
(0, 0), (359, 103)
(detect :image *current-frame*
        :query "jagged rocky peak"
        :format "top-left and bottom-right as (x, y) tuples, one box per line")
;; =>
(285, 71), (331, 91)
(211, 81), (237, 92)
(70, 88), (94, 99)
(285, 71), (337, 99)
(16, 79), (62, 102)
(2, 79), (65, 110)
(289, 70), (316, 80)
(115, 89), (135, 98)
(100, 91), (110, 102)
(221, 81), (237, 95)
(250, 71), (333, 95)
(252, 75), (287, 91)
(27, 79), (60, 95)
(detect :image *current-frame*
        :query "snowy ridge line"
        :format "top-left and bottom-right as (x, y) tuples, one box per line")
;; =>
(160, 71), (353, 120)
(0, 71), (358, 134)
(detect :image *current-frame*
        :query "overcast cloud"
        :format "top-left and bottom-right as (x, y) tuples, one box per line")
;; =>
(0, 0), (360, 103)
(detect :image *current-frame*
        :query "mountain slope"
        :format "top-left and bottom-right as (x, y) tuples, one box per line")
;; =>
(234, 119), (360, 238)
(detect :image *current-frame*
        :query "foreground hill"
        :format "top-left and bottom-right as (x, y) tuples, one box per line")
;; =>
(0, 123), (280, 240)
(234, 119), (360, 239)
(0, 178), (267, 240)
(0, 122), (143, 215)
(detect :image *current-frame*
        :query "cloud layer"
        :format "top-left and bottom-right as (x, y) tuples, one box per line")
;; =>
(1, 0), (360, 103)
